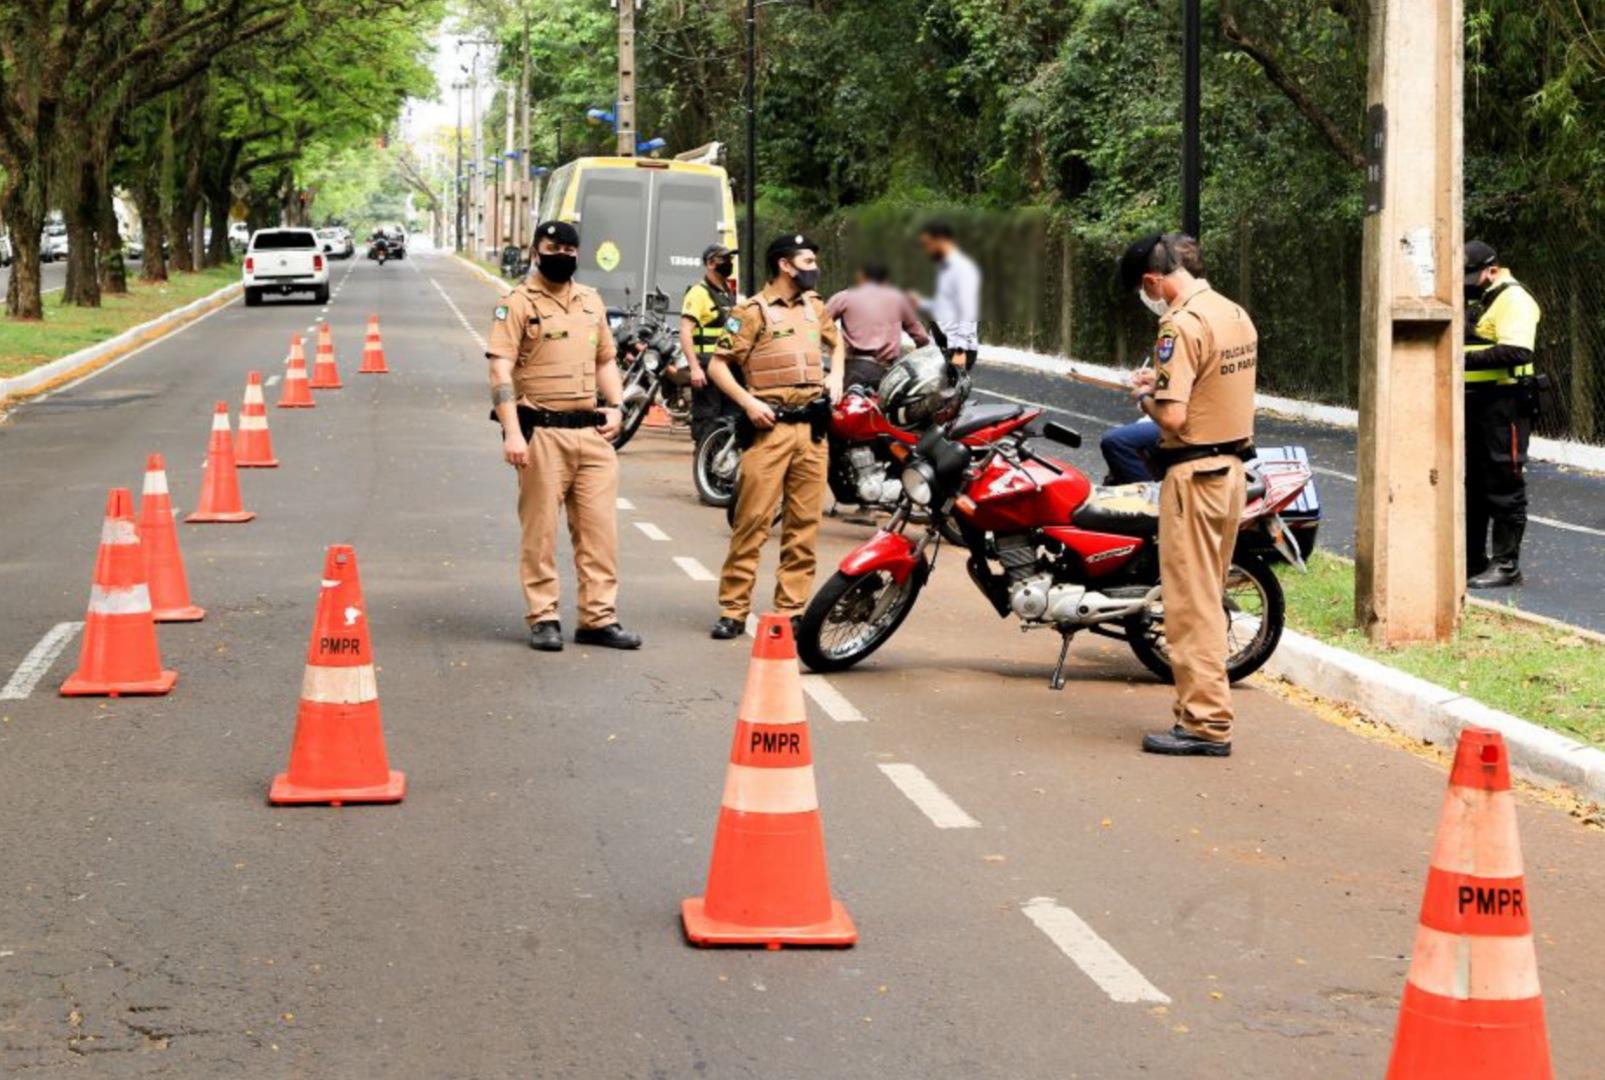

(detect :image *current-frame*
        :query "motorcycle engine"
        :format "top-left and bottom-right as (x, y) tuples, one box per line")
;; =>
(998, 536), (1093, 624)
(847, 447), (902, 505)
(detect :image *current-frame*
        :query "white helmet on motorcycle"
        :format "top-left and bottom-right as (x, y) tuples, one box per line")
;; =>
(877, 345), (969, 430)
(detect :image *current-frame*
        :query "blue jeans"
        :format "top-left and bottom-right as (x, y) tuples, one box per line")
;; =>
(1099, 418), (1160, 485)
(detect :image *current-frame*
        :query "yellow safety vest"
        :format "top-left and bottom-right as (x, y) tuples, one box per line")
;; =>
(1465, 271), (1540, 384)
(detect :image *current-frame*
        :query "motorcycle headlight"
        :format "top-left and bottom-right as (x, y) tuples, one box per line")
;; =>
(643, 350), (661, 372)
(901, 463), (937, 506)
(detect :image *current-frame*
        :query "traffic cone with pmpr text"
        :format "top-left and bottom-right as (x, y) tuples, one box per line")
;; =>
(234, 371), (279, 467)
(269, 544), (405, 805)
(278, 336), (315, 408)
(309, 321), (342, 389)
(681, 613), (856, 947)
(60, 487), (177, 697)
(138, 453), (204, 622)
(358, 315), (389, 374)
(185, 402), (255, 523)
(1384, 727), (1552, 1079)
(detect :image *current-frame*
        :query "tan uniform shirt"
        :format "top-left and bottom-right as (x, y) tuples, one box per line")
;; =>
(486, 278), (616, 412)
(1152, 280), (1257, 448)
(713, 283), (839, 403)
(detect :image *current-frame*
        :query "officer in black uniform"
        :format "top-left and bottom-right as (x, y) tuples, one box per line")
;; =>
(1464, 240), (1543, 589)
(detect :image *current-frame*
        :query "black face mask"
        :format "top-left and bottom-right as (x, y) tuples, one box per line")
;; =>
(538, 252), (577, 284)
(791, 267), (820, 292)
(713, 259), (734, 279)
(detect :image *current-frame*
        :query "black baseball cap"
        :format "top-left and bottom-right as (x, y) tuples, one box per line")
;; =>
(1464, 239), (1498, 284)
(1118, 233), (1164, 292)
(766, 233), (818, 263)
(534, 220), (580, 247)
(701, 243), (737, 263)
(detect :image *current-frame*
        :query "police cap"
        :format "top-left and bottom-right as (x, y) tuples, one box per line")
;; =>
(1464, 239), (1498, 284)
(534, 220), (580, 247)
(765, 232), (818, 270)
(1118, 233), (1164, 293)
(701, 243), (737, 263)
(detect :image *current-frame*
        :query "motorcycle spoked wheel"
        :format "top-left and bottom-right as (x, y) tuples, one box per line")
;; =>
(1123, 552), (1284, 685)
(612, 375), (655, 450)
(694, 426), (741, 507)
(796, 565), (927, 673)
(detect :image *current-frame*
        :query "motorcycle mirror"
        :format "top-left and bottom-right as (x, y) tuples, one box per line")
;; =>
(1042, 421), (1082, 450)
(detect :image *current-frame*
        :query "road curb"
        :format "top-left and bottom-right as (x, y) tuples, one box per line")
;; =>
(980, 344), (1605, 474)
(453, 253), (509, 292)
(1263, 628), (1605, 803)
(0, 280), (243, 408)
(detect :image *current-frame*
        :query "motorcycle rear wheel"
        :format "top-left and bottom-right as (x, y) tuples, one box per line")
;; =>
(797, 565), (926, 673)
(1125, 553), (1284, 685)
(694, 426), (740, 507)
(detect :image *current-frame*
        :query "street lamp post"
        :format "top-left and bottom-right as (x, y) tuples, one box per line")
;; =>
(1182, 0), (1201, 237)
(744, 0), (756, 271)
(453, 78), (468, 252)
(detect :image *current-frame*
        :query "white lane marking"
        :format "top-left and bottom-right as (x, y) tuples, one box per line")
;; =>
(1, 622), (84, 700)
(428, 276), (489, 352)
(876, 763), (980, 828)
(616, 497), (635, 511)
(801, 675), (868, 723)
(634, 521), (670, 542)
(1021, 896), (1171, 1005)
(673, 555), (716, 582)
(977, 388), (1605, 538)
(265, 374), (281, 387)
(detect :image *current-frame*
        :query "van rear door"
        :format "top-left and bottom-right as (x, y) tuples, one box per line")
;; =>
(649, 171), (725, 306)
(576, 169), (650, 309)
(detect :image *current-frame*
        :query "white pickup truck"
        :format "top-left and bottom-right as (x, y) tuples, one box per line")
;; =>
(243, 228), (330, 306)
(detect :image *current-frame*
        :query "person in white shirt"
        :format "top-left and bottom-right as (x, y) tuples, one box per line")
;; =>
(910, 221), (981, 371)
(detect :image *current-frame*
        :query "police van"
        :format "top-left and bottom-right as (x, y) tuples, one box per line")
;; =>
(538, 156), (738, 314)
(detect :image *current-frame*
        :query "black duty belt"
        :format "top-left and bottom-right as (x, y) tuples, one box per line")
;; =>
(1153, 440), (1254, 475)
(490, 404), (604, 438)
(734, 394), (831, 448)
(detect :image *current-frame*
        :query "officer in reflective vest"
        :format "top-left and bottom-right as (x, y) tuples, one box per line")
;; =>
(679, 243), (740, 447)
(487, 220), (643, 652)
(1464, 239), (1543, 589)
(707, 234), (845, 640)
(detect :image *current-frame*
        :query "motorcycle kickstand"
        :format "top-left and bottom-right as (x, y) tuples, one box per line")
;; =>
(1048, 630), (1075, 691)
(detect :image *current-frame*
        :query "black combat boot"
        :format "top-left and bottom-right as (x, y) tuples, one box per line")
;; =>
(1469, 561), (1522, 589)
(528, 621), (564, 652)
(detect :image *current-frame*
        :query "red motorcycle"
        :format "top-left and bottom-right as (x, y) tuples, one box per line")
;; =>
(795, 414), (1311, 689)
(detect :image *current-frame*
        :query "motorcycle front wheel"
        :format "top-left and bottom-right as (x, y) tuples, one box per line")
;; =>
(612, 370), (656, 450)
(1124, 552), (1284, 685)
(797, 565), (927, 673)
(694, 425), (740, 507)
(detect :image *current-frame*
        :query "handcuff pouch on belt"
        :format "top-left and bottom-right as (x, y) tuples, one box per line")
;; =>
(732, 395), (831, 449)
(489, 404), (604, 438)
(1152, 440), (1256, 478)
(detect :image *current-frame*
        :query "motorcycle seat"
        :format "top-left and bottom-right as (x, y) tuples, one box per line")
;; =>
(1071, 483), (1160, 538)
(949, 403), (1025, 439)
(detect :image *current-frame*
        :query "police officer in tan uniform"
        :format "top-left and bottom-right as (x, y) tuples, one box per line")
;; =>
(707, 234), (845, 639)
(487, 220), (642, 652)
(1120, 232), (1256, 757)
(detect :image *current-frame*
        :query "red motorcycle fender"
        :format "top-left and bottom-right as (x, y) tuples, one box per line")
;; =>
(839, 530), (922, 584)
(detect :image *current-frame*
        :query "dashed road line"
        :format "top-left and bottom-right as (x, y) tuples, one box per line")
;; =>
(801, 675), (868, 723)
(634, 521), (670, 542)
(617, 497), (635, 510)
(673, 555), (716, 582)
(265, 374), (281, 387)
(1020, 896), (1171, 1005)
(1, 622), (84, 700)
(428, 276), (488, 352)
(876, 763), (980, 828)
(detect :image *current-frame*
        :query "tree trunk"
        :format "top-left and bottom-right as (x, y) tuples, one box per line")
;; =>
(168, 201), (196, 273)
(206, 191), (231, 266)
(3, 198), (47, 320)
(61, 155), (102, 307)
(133, 182), (168, 283)
(98, 174), (129, 295)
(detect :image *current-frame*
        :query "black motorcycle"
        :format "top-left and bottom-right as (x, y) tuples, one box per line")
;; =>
(610, 287), (691, 450)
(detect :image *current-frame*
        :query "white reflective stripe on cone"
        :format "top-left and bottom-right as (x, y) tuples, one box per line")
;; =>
(1406, 925), (1542, 1000)
(211, 412), (231, 431)
(238, 415), (269, 430)
(720, 763), (820, 815)
(88, 583), (153, 615)
(243, 386), (265, 405)
(1429, 788), (1525, 878)
(100, 519), (140, 546)
(141, 471), (170, 496)
(300, 664), (378, 705)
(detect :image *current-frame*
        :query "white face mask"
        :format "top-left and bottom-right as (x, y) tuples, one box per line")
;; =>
(1137, 283), (1168, 318)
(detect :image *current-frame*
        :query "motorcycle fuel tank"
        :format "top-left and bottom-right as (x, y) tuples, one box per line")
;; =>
(830, 393), (915, 445)
(961, 455), (1092, 533)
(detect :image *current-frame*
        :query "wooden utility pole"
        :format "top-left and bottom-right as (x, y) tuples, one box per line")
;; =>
(1354, 0), (1465, 644)
(614, 0), (639, 157)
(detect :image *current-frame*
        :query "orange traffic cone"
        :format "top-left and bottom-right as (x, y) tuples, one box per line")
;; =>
(682, 614), (856, 947)
(644, 403), (672, 429)
(278, 336), (315, 408)
(234, 371), (279, 467)
(185, 402), (255, 524)
(138, 453), (204, 622)
(309, 321), (342, 389)
(1384, 727), (1552, 1079)
(269, 545), (405, 805)
(60, 488), (177, 696)
(358, 315), (389, 374)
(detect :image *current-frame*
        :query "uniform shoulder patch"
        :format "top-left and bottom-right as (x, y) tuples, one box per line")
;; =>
(494, 304), (509, 321)
(1155, 326), (1178, 365)
(725, 315), (743, 334)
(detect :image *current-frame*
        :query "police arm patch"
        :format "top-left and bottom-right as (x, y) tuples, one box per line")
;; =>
(494, 304), (509, 321)
(1155, 328), (1177, 365)
(725, 316), (743, 334)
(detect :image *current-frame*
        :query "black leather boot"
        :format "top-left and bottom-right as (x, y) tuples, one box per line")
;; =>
(528, 621), (564, 652)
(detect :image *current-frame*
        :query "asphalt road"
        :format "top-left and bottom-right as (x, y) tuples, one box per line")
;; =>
(1, 252), (1601, 1078)
(0, 259), (69, 296)
(971, 363), (1605, 633)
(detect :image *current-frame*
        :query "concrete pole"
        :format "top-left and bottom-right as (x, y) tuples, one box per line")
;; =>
(1354, 0), (1465, 644)
(471, 53), (483, 259)
(616, 0), (637, 157)
(519, 4), (531, 248)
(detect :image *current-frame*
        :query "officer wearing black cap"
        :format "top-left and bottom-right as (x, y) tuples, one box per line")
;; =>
(1464, 239), (1543, 589)
(486, 220), (642, 652)
(706, 233), (845, 639)
(679, 242), (741, 447)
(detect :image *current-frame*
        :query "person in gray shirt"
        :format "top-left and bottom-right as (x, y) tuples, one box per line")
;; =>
(911, 221), (981, 371)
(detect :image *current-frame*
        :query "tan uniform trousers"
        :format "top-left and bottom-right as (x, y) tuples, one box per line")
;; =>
(718, 405), (827, 620)
(1157, 456), (1247, 741)
(516, 426), (620, 628)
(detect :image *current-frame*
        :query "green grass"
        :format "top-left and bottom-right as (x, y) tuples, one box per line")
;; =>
(1276, 553), (1605, 747)
(0, 265), (239, 379)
